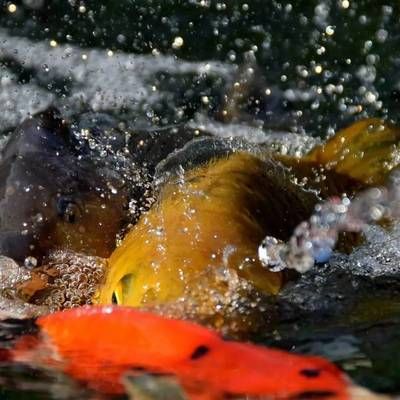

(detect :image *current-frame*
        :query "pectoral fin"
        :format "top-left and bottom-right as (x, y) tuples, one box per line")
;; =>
(123, 374), (188, 400)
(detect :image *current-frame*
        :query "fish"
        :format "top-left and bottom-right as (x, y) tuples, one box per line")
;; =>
(5, 305), (352, 400)
(98, 149), (316, 304)
(96, 118), (400, 327)
(0, 108), (130, 263)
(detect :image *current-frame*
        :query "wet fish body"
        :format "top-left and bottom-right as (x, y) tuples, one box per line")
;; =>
(97, 118), (400, 331)
(98, 151), (317, 306)
(8, 306), (350, 400)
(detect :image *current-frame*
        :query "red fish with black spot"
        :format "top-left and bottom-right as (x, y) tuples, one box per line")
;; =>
(3, 306), (351, 399)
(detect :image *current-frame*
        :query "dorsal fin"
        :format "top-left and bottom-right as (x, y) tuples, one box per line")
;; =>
(154, 136), (259, 187)
(2, 107), (74, 161)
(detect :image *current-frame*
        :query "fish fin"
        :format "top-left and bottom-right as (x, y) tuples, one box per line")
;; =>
(22, 107), (72, 147)
(276, 118), (400, 197)
(123, 373), (188, 400)
(0, 318), (40, 362)
(154, 137), (233, 186)
(305, 118), (400, 187)
(0, 318), (39, 341)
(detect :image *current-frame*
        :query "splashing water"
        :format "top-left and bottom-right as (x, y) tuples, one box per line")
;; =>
(0, 251), (106, 318)
(259, 170), (400, 273)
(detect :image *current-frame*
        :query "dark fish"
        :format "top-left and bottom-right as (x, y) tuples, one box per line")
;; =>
(0, 108), (129, 263)
(127, 124), (210, 175)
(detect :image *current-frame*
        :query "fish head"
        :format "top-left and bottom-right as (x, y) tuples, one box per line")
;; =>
(0, 109), (128, 263)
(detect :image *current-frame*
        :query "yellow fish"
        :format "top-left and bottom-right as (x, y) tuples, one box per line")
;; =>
(96, 118), (400, 321)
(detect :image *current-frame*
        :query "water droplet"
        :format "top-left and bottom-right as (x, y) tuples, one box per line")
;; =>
(24, 257), (37, 268)
(172, 36), (184, 49)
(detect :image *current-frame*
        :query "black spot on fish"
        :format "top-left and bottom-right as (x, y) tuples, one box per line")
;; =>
(190, 345), (210, 360)
(299, 368), (321, 378)
(288, 390), (337, 399)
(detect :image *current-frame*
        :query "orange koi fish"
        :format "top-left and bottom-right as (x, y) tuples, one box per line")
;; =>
(6, 306), (352, 400)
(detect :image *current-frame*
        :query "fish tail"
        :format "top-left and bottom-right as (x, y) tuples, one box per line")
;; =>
(305, 118), (400, 187)
(0, 318), (40, 363)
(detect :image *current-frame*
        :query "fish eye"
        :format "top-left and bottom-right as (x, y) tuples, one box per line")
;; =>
(112, 280), (123, 305)
(111, 292), (119, 304)
(57, 197), (81, 223)
(112, 274), (134, 305)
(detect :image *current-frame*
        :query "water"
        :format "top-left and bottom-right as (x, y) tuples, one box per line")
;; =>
(1, 0), (400, 398)
(258, 171), (400, 274)
(2, 1), (400, 134)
